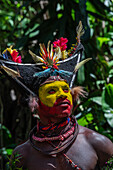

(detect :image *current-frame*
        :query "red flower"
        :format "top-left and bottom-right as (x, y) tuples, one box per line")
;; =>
(53, 37), (68, 51)
(11, 50), (22, 63)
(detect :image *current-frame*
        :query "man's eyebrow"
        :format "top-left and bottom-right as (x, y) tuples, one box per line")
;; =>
(46, 85), (57, 89)
(62, 85), (69, 88)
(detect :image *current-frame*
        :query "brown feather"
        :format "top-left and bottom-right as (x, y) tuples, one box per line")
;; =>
(71, 86), (87, 102)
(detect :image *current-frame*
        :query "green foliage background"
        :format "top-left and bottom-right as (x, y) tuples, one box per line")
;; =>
(0, 0), (113, 169)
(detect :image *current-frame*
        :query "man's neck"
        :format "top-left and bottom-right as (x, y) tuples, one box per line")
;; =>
(37, 117), (70, 136)
(37, 115), (69, 126)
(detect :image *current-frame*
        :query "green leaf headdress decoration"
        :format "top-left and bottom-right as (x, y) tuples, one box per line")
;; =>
(0, 21), (91, 97)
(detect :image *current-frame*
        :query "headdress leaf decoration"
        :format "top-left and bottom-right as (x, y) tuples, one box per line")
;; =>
(74, 58), (92, 73)
(0, 64), (20, 78)
(29, 50), (44, 64)
(0, 21), (91, 96)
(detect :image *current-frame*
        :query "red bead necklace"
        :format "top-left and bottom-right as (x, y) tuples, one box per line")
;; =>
(29, 116), (82, 169)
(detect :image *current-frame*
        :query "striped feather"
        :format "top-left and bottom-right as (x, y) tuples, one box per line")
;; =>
(47, 41), (51, 58)
(50, 44), (53, 59)
(39, 43), (46, 57)
(53, 47), (62, 61)
(76, 21), (85, 43)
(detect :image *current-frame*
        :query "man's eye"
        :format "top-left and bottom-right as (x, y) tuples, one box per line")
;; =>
(48, 89), (56, 94)
(63, 89), (69, 93)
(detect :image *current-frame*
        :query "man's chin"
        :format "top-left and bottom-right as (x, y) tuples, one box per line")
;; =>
(49, 112), (70, 123)
(55, 110), (71, 118)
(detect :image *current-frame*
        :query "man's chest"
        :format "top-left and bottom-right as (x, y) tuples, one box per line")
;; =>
(25, 139), (98, 170)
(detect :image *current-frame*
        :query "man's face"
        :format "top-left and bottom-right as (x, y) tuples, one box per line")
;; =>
(38, 81), (73, 119)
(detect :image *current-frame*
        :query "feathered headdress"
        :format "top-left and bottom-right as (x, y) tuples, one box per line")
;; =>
(0, 21), (91, 97)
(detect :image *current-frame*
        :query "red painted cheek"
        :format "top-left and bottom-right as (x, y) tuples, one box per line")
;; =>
(38, 99), (73, 117)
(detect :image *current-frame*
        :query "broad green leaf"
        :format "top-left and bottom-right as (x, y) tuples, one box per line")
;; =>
(86, 1), (96, 13)
(87, 11), (113, 26)
(90, 97), (102, 106)
(102, 83), (113, 111)
(29, 30), (39, 38)
(96, 80), (106, 89)
(77, 113), (94, 126)
(108, 61), (113, 68)
(6, 148), (13, 155)
(109, 69), (113, 75)
(104, 113), (113, 128)
(88, 0), (110, 14)
(97, 37), (110, 48)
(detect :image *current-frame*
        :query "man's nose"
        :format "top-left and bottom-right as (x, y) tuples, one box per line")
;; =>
(57, 88), (67, 98)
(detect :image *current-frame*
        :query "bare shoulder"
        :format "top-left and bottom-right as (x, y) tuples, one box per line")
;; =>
(79, 125), (113, 151)
(10, 140), (31, 168)
(78, 125), (113, 165)
(13, 140), (31, 155)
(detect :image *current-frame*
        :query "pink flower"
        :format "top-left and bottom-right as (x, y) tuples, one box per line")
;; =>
(53, 37), (68, 51)
(11, 50), (22, 63)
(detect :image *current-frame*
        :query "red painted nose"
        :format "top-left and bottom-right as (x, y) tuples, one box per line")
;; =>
(54, 97), (70, 106)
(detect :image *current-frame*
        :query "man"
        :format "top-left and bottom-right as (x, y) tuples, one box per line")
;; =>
(0, 22), (113, 169)
(9, 77), (113, 170)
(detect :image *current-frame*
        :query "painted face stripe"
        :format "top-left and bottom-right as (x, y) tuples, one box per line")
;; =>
(39, 81), (73, 107)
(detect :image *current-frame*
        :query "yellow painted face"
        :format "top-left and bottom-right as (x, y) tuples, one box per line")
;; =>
(39, 81), (73, 107)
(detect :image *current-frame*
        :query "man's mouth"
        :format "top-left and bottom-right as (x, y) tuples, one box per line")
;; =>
(57, 100), (70, 106)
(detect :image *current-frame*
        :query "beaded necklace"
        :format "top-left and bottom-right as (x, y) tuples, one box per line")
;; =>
(32, 117), (75, 142)
(39, 117), (70, 131)
(29, 116), (81, 169)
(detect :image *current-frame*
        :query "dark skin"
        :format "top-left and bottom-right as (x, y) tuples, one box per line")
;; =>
(10, 83), (113, 170)
(11, 125), (113, 170)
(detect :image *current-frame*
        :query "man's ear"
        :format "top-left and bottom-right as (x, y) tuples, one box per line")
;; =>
(29, 95), (39, 112)
(70, 86), (87, 102)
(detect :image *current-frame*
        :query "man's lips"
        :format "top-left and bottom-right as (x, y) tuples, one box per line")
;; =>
(58, 101), (70, 106)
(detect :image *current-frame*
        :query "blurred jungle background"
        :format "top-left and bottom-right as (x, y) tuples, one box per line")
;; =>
(0, 0), (113, 169)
